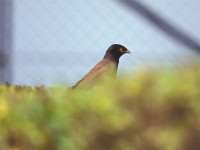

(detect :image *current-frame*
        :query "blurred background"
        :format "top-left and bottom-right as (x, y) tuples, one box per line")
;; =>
(0, 0), (200, 86)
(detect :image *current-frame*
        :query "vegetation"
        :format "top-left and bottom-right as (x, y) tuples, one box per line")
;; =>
(0, 63), (200, 150)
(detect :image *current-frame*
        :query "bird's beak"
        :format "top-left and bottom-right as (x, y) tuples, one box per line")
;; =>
(125, 49), (131, 54)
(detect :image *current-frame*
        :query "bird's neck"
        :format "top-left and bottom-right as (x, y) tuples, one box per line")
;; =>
(103, 54), (119, 64)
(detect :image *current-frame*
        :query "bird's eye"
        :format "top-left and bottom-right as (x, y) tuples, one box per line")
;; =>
(119, 48), (123, 53)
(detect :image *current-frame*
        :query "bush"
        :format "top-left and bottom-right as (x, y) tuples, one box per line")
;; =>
(0, 63), (200, 150)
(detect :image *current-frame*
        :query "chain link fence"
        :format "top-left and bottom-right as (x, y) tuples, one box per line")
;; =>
(2, 0), (200, 86)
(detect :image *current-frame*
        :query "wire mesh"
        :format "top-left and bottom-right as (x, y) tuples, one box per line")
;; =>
(9, 0), (200, 86)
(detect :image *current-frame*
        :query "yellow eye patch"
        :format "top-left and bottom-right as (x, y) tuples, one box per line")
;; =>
(119, 48), (123, 53)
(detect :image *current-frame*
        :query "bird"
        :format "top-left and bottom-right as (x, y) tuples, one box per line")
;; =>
(71, 44), (131, 89)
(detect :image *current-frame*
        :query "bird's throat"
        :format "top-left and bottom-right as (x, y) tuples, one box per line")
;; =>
(103, 54), (119, 64)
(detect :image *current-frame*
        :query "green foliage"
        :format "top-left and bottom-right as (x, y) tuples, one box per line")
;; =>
(0, 64), (200, 150)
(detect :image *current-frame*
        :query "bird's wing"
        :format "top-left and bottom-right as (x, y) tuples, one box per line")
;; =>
(71, 78), (84, 89)
(71, 59), (118, 89)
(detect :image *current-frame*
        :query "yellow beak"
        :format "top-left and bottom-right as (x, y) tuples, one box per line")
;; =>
(126, 49), (131, 54)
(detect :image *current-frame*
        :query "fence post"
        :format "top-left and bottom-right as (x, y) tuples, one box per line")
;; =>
(0, 0), (13, 84)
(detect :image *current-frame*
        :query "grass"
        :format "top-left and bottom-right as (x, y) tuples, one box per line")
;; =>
(0, 63), (200, 150)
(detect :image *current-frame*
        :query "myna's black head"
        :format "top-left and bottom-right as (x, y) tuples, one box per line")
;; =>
(104, 44), (131, 61)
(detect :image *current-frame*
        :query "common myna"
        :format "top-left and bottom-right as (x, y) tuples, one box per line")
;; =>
(71, 44), (131, 89)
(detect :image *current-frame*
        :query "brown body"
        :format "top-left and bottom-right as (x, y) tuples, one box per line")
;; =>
(72, 59), (118, 89)
(71, 44), (131, 89)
